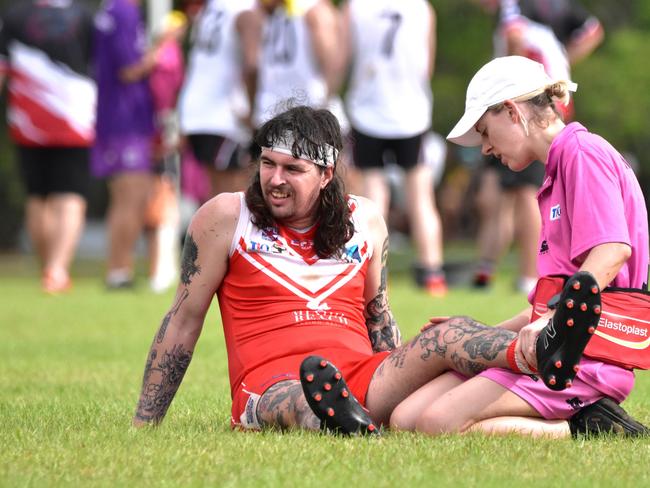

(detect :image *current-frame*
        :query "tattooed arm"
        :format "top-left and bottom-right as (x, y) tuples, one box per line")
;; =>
(360, 197), (402, 353)
(133, 193), (240, 427)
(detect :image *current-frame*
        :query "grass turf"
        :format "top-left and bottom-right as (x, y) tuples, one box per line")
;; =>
(1, 252), (650, 487)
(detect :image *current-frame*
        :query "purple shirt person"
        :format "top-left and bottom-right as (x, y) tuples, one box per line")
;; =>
(91, 0), (159, 289)
(92, 0), (154, 178)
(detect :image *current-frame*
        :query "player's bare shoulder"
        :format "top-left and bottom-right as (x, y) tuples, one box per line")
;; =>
(189, 192), (242, 250)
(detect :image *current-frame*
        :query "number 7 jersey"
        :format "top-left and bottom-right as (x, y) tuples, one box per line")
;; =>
(345, 0), (433, 138)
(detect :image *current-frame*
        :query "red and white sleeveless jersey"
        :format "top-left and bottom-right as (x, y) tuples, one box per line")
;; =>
(217, 193), (375, 393)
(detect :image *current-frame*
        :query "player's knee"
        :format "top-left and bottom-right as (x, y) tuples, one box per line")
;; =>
(389, 402), (418, 432)
(414, 406), (460, 436)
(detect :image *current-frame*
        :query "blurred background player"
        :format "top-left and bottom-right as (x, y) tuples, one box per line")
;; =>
(342, 0), (446, 297)
(145, 10), (188, 293)
(473, 0), (603, 293)
(0, 0), (96, 294)
(499, 0), (604, 69)
(253, 0), (344, 127)
(178, 0), (259, 199)
(92, 0), (158, 289)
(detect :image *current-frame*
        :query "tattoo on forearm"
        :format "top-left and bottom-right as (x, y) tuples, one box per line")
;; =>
(366, 237), (401, 352)
(366, 293), (400, 352)
(156, 289), (190, 344)
(134, 344), (193, 424)
(142, 349), (157, 389)
(380, 237), (389, 294)
(180, 233), (201, 285)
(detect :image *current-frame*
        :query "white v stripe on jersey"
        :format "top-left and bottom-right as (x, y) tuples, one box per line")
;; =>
(235, 237), (368, 310)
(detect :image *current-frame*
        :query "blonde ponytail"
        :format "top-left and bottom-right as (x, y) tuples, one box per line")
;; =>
(547, 80), (576, 106)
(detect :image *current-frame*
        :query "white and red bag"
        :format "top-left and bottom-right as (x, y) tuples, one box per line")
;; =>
(531, 275), (650, 370)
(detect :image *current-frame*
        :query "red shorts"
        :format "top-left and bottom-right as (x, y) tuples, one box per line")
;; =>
(231, 348), (390, 429)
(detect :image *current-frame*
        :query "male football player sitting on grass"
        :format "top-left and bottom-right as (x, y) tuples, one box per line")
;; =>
(133, 105), (646, 437)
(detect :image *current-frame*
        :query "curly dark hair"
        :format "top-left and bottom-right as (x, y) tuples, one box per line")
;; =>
(245, 105), (355, 258)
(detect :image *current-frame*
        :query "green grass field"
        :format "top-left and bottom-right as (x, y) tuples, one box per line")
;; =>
(2, 250), (650, 487)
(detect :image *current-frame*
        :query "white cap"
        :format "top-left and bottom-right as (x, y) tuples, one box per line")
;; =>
(447, 56), (577, 147)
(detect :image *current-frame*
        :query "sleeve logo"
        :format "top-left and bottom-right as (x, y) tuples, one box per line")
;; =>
(550, 204), (561, 221)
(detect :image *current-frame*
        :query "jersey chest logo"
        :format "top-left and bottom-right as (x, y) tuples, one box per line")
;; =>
(236, 235), (369, 311)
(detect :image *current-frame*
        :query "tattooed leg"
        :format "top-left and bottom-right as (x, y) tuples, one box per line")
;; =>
(366, 316), (517, 424)
(256, 380), (320, 431)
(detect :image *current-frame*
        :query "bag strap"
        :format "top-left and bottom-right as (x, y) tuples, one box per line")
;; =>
(542, 273), (650, 296)
(602, 286), (650, 296)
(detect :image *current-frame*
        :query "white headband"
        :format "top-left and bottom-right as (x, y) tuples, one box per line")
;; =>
(262, 131), (338, 167)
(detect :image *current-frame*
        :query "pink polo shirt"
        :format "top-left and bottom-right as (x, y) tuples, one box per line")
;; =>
(536, 122), (649, 289)
(489, 122), (649, 411)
